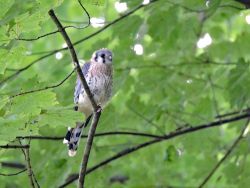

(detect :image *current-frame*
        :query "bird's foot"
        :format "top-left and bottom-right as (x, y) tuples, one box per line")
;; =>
(96, 104), (102, 113)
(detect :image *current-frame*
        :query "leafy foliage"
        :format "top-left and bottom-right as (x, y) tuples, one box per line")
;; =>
(1, 0), (250, 187)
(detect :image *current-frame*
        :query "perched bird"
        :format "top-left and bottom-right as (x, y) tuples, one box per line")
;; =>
(63, 48), (113, 157)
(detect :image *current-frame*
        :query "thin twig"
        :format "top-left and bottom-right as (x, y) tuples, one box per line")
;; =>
(0, 51), (57, 87)
(215, 108), (250, 119)
(32, 171), (41, 188)
(1, 162), (26, 169)
(128, 106), (165, 134)
(17, 131), (162, 140)
(10, 68), (75, 98)
(0, 145), (29, 149)
(78, 112), (101, 187)
(0, 169), (27, 176)
(24, 148), (35, 188)
(219, 4), (244, 10)
(59, 111), (250, 187)
(198, 119), (250, 188)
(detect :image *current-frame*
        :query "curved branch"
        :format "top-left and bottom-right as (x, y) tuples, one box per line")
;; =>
(10, 68), (75, 98)
(0, 145), (29, 149)
(24, 148), (35, 188)
(17, 131), (163, 140)
(1, 162), (26, 169)
(0, 169), (27, 176)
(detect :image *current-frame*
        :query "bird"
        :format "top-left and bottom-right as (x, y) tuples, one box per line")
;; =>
(63, 48), (113, 157)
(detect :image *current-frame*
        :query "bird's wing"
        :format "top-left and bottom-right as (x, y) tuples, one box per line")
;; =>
(74, 62), (91, 104)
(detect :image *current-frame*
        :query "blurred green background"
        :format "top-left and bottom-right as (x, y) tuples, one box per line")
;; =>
(1, 0), (250, 187)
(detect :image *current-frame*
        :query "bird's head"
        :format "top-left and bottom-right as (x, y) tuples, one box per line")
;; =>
(92, 48), (113, 65)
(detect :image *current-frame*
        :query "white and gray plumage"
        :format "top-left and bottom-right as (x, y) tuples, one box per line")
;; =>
(63, 48), (113, 157)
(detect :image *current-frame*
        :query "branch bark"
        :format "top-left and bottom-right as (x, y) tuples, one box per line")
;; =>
(0, 169), (27, 176)
(78, 112), (101, 187)
(0, 144), (29, 149)
(10, 68), (75, 99)
(17, 131), (162, 140)
(1, 162), (26, 169)
(24, 148), (35, 188)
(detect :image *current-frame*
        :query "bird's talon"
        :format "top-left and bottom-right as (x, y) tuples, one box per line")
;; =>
(97, 105), (102, 113)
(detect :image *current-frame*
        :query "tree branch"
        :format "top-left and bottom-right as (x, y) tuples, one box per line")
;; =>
(0, 144), (29, 149)
(78, 112), (101, 188)
(1, 162), (26, 169)
(24, 148), (35, 188)
(59, 111), (250, 187)
(198, 119), (250, 188)
(0, 169), (27, 176)
(17, 131), (162, 140)
(48, 9), (97, 110)
(10, 68), (75, 99)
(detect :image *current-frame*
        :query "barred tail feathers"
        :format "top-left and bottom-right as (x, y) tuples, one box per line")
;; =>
(63, 122), (83, 157)
(63, 115), (92, 157)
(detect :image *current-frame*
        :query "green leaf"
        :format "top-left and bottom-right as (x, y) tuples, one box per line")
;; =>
(37, 106), (83, 127)
(0, 0), (14, 18)
(8, 91), (58, 116)
(0, 116), (28, 144)
(0, 49), (8, 74)
(165, 145), (179, 162)
(0, 95), (8, 110)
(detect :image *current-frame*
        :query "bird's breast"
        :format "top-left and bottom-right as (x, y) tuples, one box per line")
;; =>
(78, 63), (113, 114)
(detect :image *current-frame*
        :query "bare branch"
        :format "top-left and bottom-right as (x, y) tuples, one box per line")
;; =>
(0, 51), (56, 87)
(17, 131), (163, 140)
(78, 112), (101, 187)
(1, 162), (26, 169)
(0, 169), (27, 176)
(198, 119), (250, 188)
(215, 108), (249, 119)
(24, 148), (35, 188)
(18, 139), (40, 188)
(10, 68), (75, 98)
(17, 30), (60, 41)
(219, 4), (244, 10)
(0, 144), (29, 149)
(128, 106), (165, 134)
(59, 111), (250, 187)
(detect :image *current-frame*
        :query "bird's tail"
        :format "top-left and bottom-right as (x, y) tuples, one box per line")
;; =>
(63, 115), (92, 157)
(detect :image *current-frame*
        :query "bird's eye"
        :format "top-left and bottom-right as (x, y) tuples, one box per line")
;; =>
(100, 54), (105, 58)
(108, 55), (112, 60)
